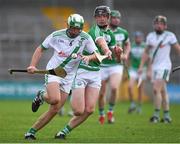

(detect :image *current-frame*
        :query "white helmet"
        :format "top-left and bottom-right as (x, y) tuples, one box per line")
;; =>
(67, 14), (84, 29)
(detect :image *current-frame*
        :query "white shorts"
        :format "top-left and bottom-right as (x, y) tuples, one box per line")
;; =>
(152, 69), (170, 82)
(129, 67), (146, 80)
(72, 68), (101, 89)
(45, 73), (76, 94)
(100, 65), (123, 81)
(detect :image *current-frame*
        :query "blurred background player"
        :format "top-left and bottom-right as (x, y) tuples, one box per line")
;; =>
(24, 14), (99, 140)
(54, 6), (113, 139)
(98, 10), (130, 124)
(139, 15), (180, 123)
(128, 31), (146, 114)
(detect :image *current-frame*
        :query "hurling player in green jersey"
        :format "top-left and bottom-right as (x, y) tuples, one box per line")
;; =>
(128, 31), (146, 114)
(98, 10), (130, 124)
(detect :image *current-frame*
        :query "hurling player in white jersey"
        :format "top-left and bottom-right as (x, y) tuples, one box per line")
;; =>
(54, 6), (113, 139)
(139, 15), (180, 123)
(24, 14), (99, 140)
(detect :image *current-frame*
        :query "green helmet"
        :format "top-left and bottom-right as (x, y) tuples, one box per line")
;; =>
(111, 10), (121, 18)
(153, 15), (167, 24)
(67, 14), (84, 29)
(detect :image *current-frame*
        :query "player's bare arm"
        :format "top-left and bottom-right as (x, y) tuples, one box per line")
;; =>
(27, 46), (44, 73)
(138, 45), (151, 74)
(172, 43), (180, 55)
(121, 41), (131, 61)
(96, 37), (112, 58)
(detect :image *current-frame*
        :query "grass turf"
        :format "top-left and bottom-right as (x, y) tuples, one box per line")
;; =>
(0, 100), (180, 143)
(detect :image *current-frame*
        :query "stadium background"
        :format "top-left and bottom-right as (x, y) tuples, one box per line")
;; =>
(0, 0), (179, 101)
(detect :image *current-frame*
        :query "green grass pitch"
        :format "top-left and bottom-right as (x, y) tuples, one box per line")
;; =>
(0, 100), (180, 143)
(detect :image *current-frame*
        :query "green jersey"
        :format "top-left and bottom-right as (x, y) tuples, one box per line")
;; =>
(79, 24), (116, 70)
(111, 27), (130, 66)
(88, 24), (116, 67)
(112, 27), (129, 48)
(130, 41), (146, 69)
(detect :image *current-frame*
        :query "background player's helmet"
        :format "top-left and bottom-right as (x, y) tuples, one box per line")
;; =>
(133, 31), (144, 37)
(67, 14), (84, 29)
(111, 10), (121, 18)
(153, 15), (167, 25)
(94, 5), (111, 17)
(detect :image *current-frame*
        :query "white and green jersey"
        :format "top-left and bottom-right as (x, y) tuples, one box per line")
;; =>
(130, 41), (146, 69)
(41, 29), (97, 75)
(146, 30), (177, 70)
(79, 24), (116, 70)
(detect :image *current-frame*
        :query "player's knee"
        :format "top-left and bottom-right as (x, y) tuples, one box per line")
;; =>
(162, 97), (169, 105)
(111, 85), (118, 91)
(111, 87), (118, 93)
(49, 98), (60, 105)
(85, 107), (95, 115)
(73, 108), (84, 116)
(128, 84), (133, 91)
(49, 105), (61, 114)
(73, 110), (84, 116)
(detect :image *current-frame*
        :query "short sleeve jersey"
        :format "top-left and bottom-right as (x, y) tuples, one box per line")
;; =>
(112, 27), (130, 66)
(41, 29), (97, 74)
(146, 30), (177, 70)
(89, 24), (116, 67)
(113, 27), (129, 48)
(130, 41), (146, 69)
(79, 24), (116, 70)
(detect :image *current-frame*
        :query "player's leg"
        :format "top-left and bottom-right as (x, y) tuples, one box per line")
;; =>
(98, 67), (109, 124)
(55, 87), (85, 139)
(128, 77), (136, 113)
(55, 86), (99, 139)
(107, 72), (122, 123)
(150, 79), (163, 123)
(161, 82), (172, 123)
(98, 80), (107, 124)
(128, 68), (138, 113)
(136, 80), (144, 114)
(31, 75), (62, 112)
(25, 82), (68, 140)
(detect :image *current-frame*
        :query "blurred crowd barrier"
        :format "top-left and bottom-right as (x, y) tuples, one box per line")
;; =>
(0, 81), (179, 103)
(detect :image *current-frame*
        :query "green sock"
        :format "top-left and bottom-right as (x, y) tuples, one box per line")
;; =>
(153, 109), (160, 117)
(61, 125), (72, 135)
(28, 128), (37, 135)
(108, 103), (115, 112)
(99, 108), (105, 116)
